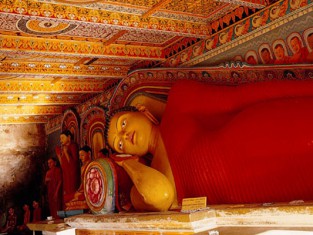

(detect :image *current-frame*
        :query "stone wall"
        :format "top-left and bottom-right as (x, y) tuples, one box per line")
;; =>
(0, 124), (46, 213)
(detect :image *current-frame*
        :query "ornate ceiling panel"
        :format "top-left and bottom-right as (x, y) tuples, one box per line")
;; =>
(0, 0), (276, 123)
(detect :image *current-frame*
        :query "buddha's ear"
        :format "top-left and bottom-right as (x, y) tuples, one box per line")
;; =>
(135, 104), (159, 125)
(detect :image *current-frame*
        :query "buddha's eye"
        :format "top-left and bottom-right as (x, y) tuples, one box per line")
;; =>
(121, 119), (127, 129)
(118, 140), (123, 151)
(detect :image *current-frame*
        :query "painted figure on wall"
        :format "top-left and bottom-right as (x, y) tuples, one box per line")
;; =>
(55, 130), (80, 203)
(259, 45), (275, 64)
(273, 41), (289, 64)
(233, 26), (313, 65)
(245, 51), (258, 65)
(106, 80), (313, 212)
(287, 33), (309, 63)
(92, 131), (104, 160)
(45, 157), (62, 218)
(304, 29), (313, 62)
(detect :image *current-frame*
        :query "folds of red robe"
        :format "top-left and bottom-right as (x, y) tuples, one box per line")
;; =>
(160, 80), (313, 205)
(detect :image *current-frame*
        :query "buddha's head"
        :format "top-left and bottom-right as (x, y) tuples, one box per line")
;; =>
(79, 145), (92, 164)
(106, 106), (155, 156)
(60, 129), (73, 146)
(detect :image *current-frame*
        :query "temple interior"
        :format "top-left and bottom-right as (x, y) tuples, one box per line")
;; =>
(0, 0), (313, 234)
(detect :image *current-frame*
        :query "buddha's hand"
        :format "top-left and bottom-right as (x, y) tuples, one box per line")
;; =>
(110, 154), (139, 166)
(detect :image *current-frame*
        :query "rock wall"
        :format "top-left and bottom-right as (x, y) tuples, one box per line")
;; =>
(0, 124), (46, 211)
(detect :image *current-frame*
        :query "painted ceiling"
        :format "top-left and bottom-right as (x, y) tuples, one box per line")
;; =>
(0, 0), (307, 124)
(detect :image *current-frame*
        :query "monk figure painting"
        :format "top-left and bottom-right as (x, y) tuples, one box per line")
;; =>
(106, 80), (313, 212)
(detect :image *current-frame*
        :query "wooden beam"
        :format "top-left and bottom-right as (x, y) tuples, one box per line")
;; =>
(74, 57), (93, 66)
(103, 30), (128, 46)
(50, 77), (62, 84)
(142, 0), (173, 18)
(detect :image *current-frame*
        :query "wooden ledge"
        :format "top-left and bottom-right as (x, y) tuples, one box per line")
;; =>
(212, 201), (313, 227)
(41, 202), (313, 234)
(27, 219), (69, 231)
(65, 209), (216, 233)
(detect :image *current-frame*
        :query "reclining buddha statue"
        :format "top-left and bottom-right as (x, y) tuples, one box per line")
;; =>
(106, 79), (313, 212)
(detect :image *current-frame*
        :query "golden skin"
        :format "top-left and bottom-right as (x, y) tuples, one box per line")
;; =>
(108, 111), (177, 211)
(59, 133), (72, 162)
(60, 134), (70, 146)
(108, 111), (153, 156)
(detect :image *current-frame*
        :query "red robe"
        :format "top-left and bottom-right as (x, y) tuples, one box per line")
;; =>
(160, 80), (313, 205)
(56, 142), (80, 202)
(46, 167), (62, 218)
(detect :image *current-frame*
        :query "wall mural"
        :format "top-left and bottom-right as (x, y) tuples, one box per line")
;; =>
(80, 106), (106, 158)
(237, 26), (313, 65)
(161, 0), (313, 67)
(46, 81), (117, 134)
(61, 109), (80, 144)
(108, 64), (313, 111)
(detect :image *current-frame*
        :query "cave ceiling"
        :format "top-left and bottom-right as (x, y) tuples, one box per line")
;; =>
(0, 0), (274, 124)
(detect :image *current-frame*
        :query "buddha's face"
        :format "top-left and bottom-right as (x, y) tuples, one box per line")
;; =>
(60, 134), (70, 146)
(108, 111), (153, 156)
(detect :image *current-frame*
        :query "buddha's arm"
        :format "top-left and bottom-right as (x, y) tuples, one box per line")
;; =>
(62, 146), (71, 162)
(64, 143), (78, 163)
(119, 158), (174, 211)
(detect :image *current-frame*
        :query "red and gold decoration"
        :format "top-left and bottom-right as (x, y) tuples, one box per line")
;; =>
(84, 158), (116, 214)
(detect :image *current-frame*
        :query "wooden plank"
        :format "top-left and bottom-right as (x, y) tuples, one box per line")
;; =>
(103, 31), (127, 46)
(66, 209), (216, 233)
